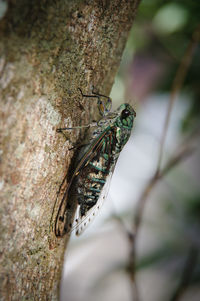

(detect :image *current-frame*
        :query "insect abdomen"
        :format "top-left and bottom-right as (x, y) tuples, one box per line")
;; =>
(75, 128), (117, 216)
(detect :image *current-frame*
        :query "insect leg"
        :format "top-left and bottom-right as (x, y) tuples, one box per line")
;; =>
(91, 88), (112, 115)
(56, 127), (95, 151)
(78, 88), (112, 116)
(57, 125), (90, 132)
(56, 120), (98, 150)
(56, 120), (98, 133)
(69, 143), (90, 151)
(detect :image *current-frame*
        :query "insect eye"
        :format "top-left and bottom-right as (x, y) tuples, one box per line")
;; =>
(121, 109), (130, 119)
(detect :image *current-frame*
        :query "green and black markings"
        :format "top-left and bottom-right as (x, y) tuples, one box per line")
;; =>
(54, 89), (136, 237)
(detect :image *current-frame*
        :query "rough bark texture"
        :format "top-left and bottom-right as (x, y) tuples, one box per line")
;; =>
(0, 0), (140, 300)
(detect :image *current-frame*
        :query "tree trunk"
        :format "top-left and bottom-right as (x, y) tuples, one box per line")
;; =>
(0, 0), (140, 300)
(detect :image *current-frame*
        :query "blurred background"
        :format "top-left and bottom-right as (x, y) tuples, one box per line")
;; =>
(61, 1), (200, 301)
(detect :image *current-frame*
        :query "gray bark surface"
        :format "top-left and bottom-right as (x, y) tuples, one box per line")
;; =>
(0, 0), (140, 300)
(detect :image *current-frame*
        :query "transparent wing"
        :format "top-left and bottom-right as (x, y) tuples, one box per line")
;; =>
(71, 170), (114, 236)
(54, 128), (113, 237)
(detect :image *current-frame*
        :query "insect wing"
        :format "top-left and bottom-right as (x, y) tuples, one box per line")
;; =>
(55, 127), (114, 237)
(73, 170), (114, 236)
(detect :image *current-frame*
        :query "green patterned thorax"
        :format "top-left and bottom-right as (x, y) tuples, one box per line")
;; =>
(55, 102), (136, 237)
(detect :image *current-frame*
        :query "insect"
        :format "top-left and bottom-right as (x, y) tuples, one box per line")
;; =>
(55, 89), (136, 237)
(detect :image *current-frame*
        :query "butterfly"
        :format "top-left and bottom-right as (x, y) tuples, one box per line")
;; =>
(54, 89), (136, 237)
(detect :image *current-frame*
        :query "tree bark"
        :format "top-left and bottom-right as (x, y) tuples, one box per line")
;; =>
(0, 0), (140, 300)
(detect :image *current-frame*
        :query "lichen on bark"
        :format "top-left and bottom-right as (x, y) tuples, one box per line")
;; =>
(0, 0), (140, 300)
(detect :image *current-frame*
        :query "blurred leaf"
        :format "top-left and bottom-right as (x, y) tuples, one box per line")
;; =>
(153, 3), (188, 35)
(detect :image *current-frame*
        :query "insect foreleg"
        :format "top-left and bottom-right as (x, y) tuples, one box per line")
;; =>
(78, 88), (112, 116)
(91, 88), (112, 115)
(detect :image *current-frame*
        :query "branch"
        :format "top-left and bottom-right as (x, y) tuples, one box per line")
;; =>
(156, 24), (200, 173)
(124, 24), (200, 301)
(170, 247), (198, 301)
(125, 132), (197, 301)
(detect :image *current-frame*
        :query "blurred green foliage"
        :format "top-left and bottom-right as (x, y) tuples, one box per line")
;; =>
(126, 0), (200, 132)
(122, 1), (200, 299)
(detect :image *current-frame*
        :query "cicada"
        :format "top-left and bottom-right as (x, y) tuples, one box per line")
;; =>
(55, 89), (136, 237)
